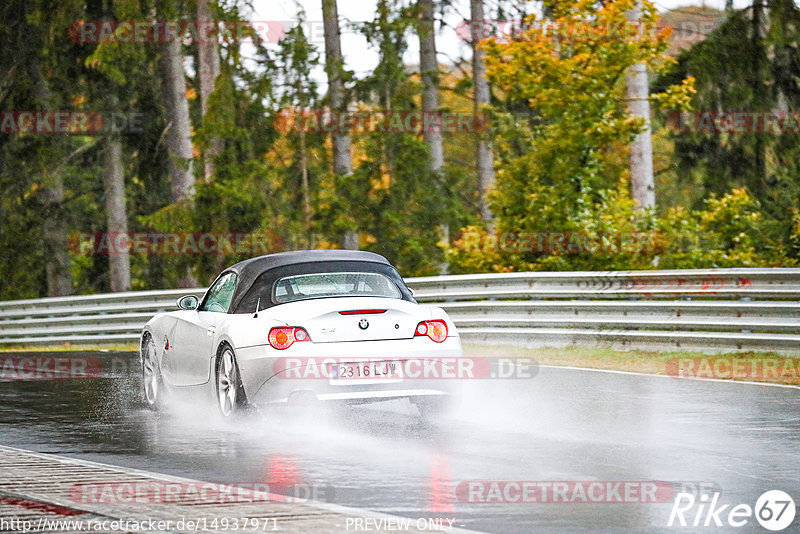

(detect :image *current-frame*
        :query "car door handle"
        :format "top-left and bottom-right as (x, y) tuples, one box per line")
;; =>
(207, 327), (216, 337)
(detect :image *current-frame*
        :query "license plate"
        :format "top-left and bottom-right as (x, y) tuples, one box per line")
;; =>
(328, 360), (402, 384)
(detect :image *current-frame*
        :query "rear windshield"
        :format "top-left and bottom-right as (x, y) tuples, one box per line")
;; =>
(232, 260), (415, 313)
(273, 272), (402, 304)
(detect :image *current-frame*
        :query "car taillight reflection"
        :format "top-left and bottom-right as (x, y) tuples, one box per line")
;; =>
(268, 327), (311, 350)
(414, 320), (448, 343)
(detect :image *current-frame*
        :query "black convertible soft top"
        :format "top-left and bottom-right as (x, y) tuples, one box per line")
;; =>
(210, 250), (415, 314)
(227, 250), (392, 281)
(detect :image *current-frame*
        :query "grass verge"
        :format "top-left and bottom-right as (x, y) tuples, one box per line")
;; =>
(0, 344), (138, 353)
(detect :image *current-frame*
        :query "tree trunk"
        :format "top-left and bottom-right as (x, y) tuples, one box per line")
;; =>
(197, 0), (221, 182)
(418, 0), (444, 174)
(322, 0), (357, 249)
(40, 180), (72, 297)
(29, 53), (71, 296)
(750, 0), (766, 193)
(104, 137), (131, 292)
(322, 0), (352, 176)
(626, 0), (655, 210)
(299, 112), (312, 231)
(160, 39), (195, 202)
(419, 0), (448, 274)
(160, 37), (197, 288)
(471, 0), (495, 223)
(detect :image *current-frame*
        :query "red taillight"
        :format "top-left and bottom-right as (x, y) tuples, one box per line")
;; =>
(415, 320), (448, 343)
(268, 327), (310, 350)
(338, 310), (387, 315)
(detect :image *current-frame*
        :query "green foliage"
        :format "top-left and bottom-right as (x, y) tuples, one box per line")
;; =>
(447, 1), (794, 274)
(1, 0), (798, 299)
(450, 0), (688, 273)
(448, 186), (794, 273)
(481, 0), (676, 227)
(652, 1), (800, 267)
(657, 188), (794, 268)
(345, 0), (461, 275)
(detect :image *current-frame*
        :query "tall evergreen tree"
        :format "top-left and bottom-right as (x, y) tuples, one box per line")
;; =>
(277, 13), (321, 237)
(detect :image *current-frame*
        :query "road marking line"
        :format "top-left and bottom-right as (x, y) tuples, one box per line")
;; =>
(537, 364), (800, 389)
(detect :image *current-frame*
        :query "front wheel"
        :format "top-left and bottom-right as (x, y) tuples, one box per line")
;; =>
(215, 345), (246, 417)
(141, 334), (162, 411)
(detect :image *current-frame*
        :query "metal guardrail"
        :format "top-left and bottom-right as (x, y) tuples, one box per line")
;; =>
(1, 268), (799, 353)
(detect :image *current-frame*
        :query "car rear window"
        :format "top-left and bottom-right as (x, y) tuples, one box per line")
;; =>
(273, 272), (402, 304)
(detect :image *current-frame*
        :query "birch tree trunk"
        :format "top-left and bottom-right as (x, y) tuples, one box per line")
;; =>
(322, 0), (352, 176)
(197, 0), (221, 182)
(418, 0), (444, 173)
(160, 39), (195, 203)
(322, 0), (358, 249)
(160, 37), (197, 288)
(104, 136), (131, 292)
(419, 0), (448, 273)
(627, 0), (655, 210)
(471, 0), (495, 223)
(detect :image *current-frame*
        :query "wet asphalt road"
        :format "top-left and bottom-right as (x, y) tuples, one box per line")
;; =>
(0, 351), (798, 533)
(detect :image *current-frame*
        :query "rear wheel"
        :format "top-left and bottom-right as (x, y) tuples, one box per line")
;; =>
(141, 334), (162, 411)
(215, 345), (246, 417)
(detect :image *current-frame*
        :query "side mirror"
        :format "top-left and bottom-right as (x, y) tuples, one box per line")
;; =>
(176, 295), (199, 311)
(408, 287), (416, 297)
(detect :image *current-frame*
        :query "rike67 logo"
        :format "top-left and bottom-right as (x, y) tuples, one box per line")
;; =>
(669, 490), (796, 531)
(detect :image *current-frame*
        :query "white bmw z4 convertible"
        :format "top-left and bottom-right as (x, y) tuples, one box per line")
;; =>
(140, 250), (463, 417)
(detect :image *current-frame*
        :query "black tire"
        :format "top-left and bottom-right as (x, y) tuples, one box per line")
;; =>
(141, 333), (163, 411)
(215, 344), (247, 417)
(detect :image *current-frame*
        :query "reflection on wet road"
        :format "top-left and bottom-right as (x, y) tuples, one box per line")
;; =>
(0, 351), (798, 533)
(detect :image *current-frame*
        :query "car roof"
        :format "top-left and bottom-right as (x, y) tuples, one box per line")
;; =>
(226, 250), (392, 280)
(219, 250), (402, 314)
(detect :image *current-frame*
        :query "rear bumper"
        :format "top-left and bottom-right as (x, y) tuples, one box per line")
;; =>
(235, 336), (463, 406)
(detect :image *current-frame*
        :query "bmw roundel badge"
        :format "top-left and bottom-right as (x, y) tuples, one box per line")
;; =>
(359, 319), (369, 330)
